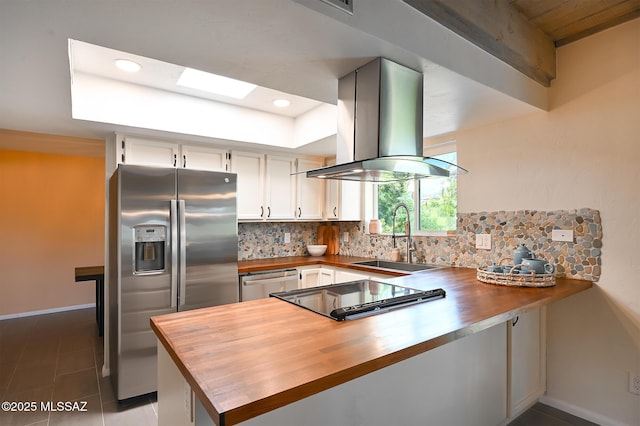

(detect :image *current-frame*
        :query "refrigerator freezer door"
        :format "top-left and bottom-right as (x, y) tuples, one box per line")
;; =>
(111, 165), (177, 400)
(177, 169), (239, 311)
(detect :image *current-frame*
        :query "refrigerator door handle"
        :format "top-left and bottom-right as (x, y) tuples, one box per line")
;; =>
(178, 200), (187, 307)
(170, 200), (178, 308)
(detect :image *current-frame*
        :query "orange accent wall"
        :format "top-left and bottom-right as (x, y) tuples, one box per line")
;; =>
(0, 149), (105, 316)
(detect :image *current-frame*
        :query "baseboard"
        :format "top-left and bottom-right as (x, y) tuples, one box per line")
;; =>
(0, 303), (95, 321)
(539, 395), (629, 426)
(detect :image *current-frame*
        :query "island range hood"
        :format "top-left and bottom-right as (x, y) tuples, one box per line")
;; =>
(306, 57), (467, 182)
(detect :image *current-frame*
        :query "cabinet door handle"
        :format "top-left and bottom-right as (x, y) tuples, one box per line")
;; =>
(333, 207), (337, 217)
(267, 206), (271, 218)
(260, 206), (264, 218)
(183, 154), (187, 168)
(298, 207), (302, 218)
(173, 154), (177, 167)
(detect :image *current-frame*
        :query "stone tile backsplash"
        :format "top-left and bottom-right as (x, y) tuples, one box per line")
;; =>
(238, 208), (602, 281)
(239, 222), (319, 259)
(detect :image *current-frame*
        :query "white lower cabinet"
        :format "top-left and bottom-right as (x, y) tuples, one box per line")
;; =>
(299, 266), (393, 288)
(333, 269), (368, 283)
(236, 322), (509, 426)
(159, 310), (547, 426)
(333, 268), (392, 283)
(507, 307), (546, 421)
(158, 342), (195, 426)
(298, 267), (334, 288)
(157, 268), (545, 426)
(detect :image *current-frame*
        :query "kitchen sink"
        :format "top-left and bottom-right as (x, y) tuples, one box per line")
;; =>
(349, 260), (440, 273)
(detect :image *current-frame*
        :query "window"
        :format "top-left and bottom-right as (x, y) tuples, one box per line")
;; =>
(376, 152), (457, 234)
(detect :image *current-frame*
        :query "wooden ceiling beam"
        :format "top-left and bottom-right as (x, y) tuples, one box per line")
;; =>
(403, 0), (556, 87)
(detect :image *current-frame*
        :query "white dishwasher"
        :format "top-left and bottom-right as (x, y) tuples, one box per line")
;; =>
(239, 268), (298, 301)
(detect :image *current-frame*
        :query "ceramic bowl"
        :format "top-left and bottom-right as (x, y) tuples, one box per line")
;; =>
(307, 244), (327, 256)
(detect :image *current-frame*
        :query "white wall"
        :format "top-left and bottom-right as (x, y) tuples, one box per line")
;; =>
(426, 19), (640, 426)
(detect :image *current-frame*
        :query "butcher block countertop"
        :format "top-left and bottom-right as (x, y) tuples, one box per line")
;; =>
(151, 258), (592, 426)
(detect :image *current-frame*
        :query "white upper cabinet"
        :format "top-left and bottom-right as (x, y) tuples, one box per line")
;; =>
(120, 136), (180, 168)
(325, 179), (362, 221)
(110, 134), (330, 222)
(323, 158), (362, 221)
(296, 158), (324, 220)
(231, 152), (296, 221)
(117, 135), (229, 172)
(230, 151), (265, 220)
(265, 155), (296, 220)
(180, 145), (228, 172)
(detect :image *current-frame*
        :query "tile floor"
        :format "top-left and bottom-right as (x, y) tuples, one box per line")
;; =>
(0, 308), (156, 426)
(0, 308), (598, 426)
(509, 403), (599, 426)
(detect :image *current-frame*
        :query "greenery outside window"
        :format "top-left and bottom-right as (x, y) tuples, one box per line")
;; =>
(376, 152), (458, 235)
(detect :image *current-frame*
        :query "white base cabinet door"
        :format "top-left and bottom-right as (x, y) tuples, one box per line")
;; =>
(298, 267), (334, 288)
(158, 342), (195, 426)
(333, 268), (369, 284)
(507, 307), (546, 421)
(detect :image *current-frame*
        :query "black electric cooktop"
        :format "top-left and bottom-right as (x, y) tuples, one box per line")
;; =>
(270, 280), (445, 321)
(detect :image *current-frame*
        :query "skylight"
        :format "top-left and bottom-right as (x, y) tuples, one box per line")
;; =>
(177, 68), (257, 99)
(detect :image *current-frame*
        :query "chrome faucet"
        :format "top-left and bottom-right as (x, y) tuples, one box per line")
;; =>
(392, 203), (415, 264)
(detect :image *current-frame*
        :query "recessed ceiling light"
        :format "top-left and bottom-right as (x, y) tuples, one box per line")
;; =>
(273, 99), (291, 107)
(177, 68), (257, 99)
(114, 59), (142, 73)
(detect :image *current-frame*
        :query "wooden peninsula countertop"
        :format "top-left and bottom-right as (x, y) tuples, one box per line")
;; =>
(151, 257), (592, 426)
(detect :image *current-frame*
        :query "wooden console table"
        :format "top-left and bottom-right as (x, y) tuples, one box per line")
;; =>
(75, 266), (104, 336)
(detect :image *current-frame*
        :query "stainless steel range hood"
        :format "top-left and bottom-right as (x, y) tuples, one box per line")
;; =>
(306, 57), (467, 182)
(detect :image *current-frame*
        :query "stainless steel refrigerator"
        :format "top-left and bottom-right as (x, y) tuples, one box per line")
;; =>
(108, 164), (238, 400)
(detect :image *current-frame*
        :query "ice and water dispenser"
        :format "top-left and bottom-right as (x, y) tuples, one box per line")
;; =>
(133, 225), (166, 274)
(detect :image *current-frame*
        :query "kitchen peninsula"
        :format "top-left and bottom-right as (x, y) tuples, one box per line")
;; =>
(150, 256), (592, 426)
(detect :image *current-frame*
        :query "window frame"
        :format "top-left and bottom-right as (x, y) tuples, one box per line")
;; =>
(370, 143), (458, 236)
